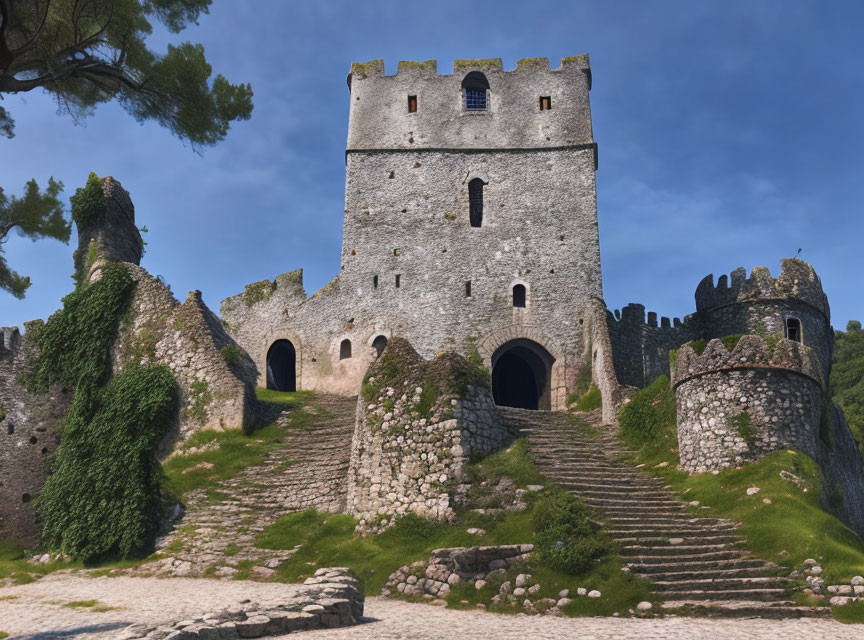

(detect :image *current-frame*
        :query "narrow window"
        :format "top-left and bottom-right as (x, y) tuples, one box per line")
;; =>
(408, 95), (417, 113)
(539, 96), (552, 111)
(465, 281), (472, 297)
(461, 71), (490, 111)
(469, 178), (484, 227)
(512, 284), (526, 308)
(373, 275), (378, 289)
(340, 339), (352, 359)
(786, 317), (802, 343)
(395, 274), (401, 288)
(373, 335), (388, 358)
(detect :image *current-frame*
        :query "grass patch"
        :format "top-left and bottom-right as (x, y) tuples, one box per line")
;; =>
(574, 385), (602, 412)
(466, 439), (546, 489)
(0, 632), (8, 639)
(163, 391), (316, 497)
(0, 595), (18, 601)
(620, 379), (864, 585)
(833, 600), (864, 623)
(0, 541), (77, 583)
(61, 600), (100, 608)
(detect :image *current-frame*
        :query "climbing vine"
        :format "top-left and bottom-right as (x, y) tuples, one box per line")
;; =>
(27, 261), (179, 561)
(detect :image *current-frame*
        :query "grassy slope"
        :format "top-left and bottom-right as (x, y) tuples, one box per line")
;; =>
(255, 439), (651, 614)
(620, 378), (864, 587)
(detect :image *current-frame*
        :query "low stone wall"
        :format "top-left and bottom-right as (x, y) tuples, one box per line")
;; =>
(346, 338), (513, 528)
(119, 568), (364, 639)
(673, 336), (823, 472)
(382, 545), (533, 600)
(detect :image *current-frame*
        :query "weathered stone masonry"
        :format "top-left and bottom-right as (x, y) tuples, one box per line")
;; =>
(672, 335), (824, 472)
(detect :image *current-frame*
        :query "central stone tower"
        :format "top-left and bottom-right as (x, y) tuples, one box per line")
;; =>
(223, 56), (610, 412)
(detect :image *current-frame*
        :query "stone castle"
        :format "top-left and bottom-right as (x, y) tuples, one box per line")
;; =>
(2, 55), (863, 545)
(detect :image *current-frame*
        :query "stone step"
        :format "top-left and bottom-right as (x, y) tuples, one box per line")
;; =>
(659, 600), (830, 619)
(653, 576), (791, 591)
(622, 543), (735, 555)
(632, 566), (781, 582)
(609, 527), (740, 538)
(613, 535), (742, 547)
(624, 550), (757, 565)
(655, 588), (789, 602)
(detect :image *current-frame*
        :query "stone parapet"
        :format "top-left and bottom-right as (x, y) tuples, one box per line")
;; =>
(671, 334), (824, 391)
(694, 258), (830, 321)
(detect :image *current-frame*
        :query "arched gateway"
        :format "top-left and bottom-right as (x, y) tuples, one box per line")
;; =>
(266, 339), (296, 392)
(491, 339), (554, 410)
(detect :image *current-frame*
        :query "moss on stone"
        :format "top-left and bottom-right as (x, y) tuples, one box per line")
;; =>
(397, 60), (437, 72)
(516, 57), (548, 70)
(243, 279), (276, 308)
(183, 380), (213, 425)
(350, 60), (384, 76)
(0, 403), (5, 423)
(454, 58), (503, 71)
(561, 54), (590, 66)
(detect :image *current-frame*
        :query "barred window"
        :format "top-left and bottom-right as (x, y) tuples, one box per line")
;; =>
(461, 71), (490, 111)
(465, 89), (487, 110)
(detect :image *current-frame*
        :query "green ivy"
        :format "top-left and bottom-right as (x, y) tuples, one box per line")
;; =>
(243, 279), (275, 307)
(184, 380), (212, 425)
(220, 344), (242, 366)
(732, 411), (754, 447)
(619, 376), (677, 448)
(69, 172), (106, 230)
(25, 262), (136, 393)
(38, 365), (178, 561)
(532, 490), (611, 574)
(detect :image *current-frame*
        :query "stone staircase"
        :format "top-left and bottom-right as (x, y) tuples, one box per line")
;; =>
(143, 394), (357, 578)
(499, 406), (828, 618)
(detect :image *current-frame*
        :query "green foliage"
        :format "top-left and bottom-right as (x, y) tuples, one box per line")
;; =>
(618, 376), (677, 448)
(243, 279), (276, 307)
(183, 380), (212, 425)
(832, 320), (864, 450)
(574, 385), (602, 412)
(414, 381), (441, 417)
(254, 387), (315, 406)
(689, 338), (708, 355)
(732, 411), (754, 447)
(39, 365), (179, 562)
(833, 600), (864, 623)
(25, 263), (136, 393)
(0, 403), (5, 423)
(0, 1), (253, 149)
(465, 439), (546, 489)
(220, 344), (243, 366)
(532, 490), (611, 574)
(69, 173), (107, 230)
(721, 333), (745, 351)
(0, 177), (69, 298)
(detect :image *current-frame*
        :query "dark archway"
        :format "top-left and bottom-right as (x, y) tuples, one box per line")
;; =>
(266, 339), (296, 392)
(372, 335), (388, 358)
(491, 339), (554, 410)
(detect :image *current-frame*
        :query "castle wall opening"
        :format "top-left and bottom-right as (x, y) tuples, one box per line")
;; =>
(491, 339), (554, 410)
(267, 339), (296, 392)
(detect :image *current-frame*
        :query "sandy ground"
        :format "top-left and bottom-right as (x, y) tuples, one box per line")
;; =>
(2, 573), (864, 639)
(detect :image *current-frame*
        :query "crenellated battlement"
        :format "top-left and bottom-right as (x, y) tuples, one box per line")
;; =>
(694, 258), (829, 320)
(348, 55), (590, 81)
(608, 302), (686, 330)
(346, 54), (594, 152)
(671, 334), (824, 390)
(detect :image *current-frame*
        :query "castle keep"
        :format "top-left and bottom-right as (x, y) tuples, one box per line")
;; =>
(2, 54), (863, 545)
(222, 56), (608, 413)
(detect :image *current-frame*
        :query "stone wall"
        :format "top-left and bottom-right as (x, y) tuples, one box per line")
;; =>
(75, 176), (143, 277)
(116, 265), (259, 451)
(672, 335), (823, 472)
(345, 338), (514, 527)
(0, 326), (71, 546)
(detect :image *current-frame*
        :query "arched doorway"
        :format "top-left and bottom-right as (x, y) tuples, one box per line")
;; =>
(266, 340), (296, 392)
(491, 339), (554, 410)
(372, 335), (388, 358)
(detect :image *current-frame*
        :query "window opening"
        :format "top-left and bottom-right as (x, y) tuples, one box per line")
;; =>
(465, 281), (472, 297)
(786, 318), (802, 343)
(340, 339), (352, 359)
(373, 275), (378, 289)
(395, 274), (401, 288)
(461, 71), (490, 111)
(408, 95), (417, 113)
(469, 178), (484, 227)
(512, 284), (526, 308)
(539, 96), (552, 111)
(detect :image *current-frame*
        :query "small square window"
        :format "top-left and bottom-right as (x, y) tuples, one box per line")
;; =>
(395, 274), (401, 288)
(539, 96), (552, 111)
(465, 89), (487, 110)
(465, 281), (472, 297)
(408, 95), (417, 113)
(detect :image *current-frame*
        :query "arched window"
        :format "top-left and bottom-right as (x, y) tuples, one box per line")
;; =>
(340, 339), (352, 359)
(372, 335), (388, 358)
(512, 284), (526, 308)
(469, 178), (484, 227)
(785, 318), (802, 343)
(461, 71), (489, 110)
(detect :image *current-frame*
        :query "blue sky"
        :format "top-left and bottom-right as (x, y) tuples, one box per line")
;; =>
(3, 0), (862, 331)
